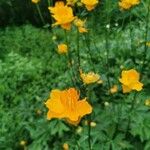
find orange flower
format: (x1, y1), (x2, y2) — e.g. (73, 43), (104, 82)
(110, 85), (118, 94)
(48, 2), (75, 30)
(119, 69), (143, 93)
(119, 0), (140, 10)
(74, 18), (88, 33)
(31, 0), (40, 4)
(57, 44), (68, 54)
(80, 70), (102, 84)
(45, 88), (92, 125)
(63, 143), (69, 150)
(81, 0), (99, 11)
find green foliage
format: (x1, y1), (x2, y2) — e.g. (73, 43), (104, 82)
(0, 1), (150, 149)
(0, 25), (73, 149)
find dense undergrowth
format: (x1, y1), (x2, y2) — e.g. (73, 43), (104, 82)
(0, 21), (150, 149)
(0, 0), (150, 150)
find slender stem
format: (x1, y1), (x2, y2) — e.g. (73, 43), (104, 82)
(117, 10), (141, 140)
(105, 3), (111, 92)
(141, 4), (150, 77)
(86, 87), (92, 150)
(129, 12), (134, 53)
(105, 27), (111, 91)
(124, 10), (139, 138)
(88, 120), (92, 150)
(72, 126), (81, 149)
(76, 29), (80, 70)
(47, 0), (54, 30)
(47, 0), (50, 6)
(125, 93), (137, 138)
(64, 30), (77, 86)
(36, 4), (45, 25)
(129, 11), (138, 65)
(90, 27), (105, 67)
(121, 17), (125, 30)
(82, 34), (95, 72)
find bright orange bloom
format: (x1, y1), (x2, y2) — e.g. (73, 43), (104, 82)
(80, 70), (102, 84)
(81, 0), (99, 11)
(74, 18), (88, 33)
(45, 88), (92, 125)
(119, 69), (143, 93)
(63, 143), (69, 150)
(110, 85), (118, 94)
(57, 44), (68, 54)
(119, 0), (140, 10)
(48, 2), (75, 30)
(31, 0), (40, 4)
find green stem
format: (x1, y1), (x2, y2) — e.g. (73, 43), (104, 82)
(125, 93), (137, 138)
(121, 17), (125, 30)
(129, 11), (138, 64)
(105, 5), (111, 92)
(72, 126), (81, 149)
(47, 0), (54, 30)
(88, 120), (92, 150)
(90, 27), (105, 68)
(64, 30), (77, 86)
(82, 34), (95, 72)
(141, 3), (150, 77)
(36, 4), (45, 25)
(76, 29), (80, 70)
(129, 12), (134, 51)
(105, 27), (111, 91)
(47, 0), (50, 6)
(86, 87), (92, 150)
(91, 10), (105, 71)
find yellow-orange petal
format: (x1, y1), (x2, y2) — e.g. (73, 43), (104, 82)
(45, 90), (64, 113)
(119, 69), (141, 86)
(131, 82), (143, 91)
(57, 44), (68, 54)
(47, 110), (65, 120)
(64, 110), (80, 121)
(66, 117), (81, 125)
(119, 78), (123, 84)
(85, 5), (95, 11)
(65, 88), (79, 102)
(128, 69), (140, 81)
(77, 99), (92, 117)
(79, 27), (88, 33)
(55, 1), (65, 7)
(61, 23), (72, 30)
(50, 89), (61, 99)
(122, 85), (132, 93)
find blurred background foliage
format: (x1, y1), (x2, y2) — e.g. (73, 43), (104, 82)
(0, 0), (148, 27)
(0, 0), (51, 26)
